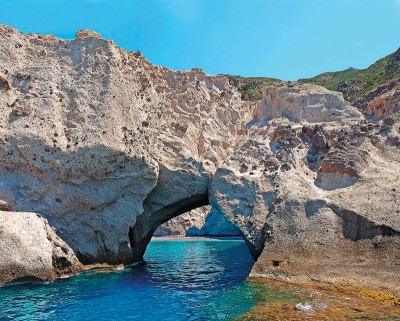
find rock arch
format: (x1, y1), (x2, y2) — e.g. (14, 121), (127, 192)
(128, 163), (210, 262)
(0, 25), (251, 266)
(0, 26), (399, 294)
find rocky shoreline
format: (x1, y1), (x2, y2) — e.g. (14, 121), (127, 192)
(0, 25), (399, 299)
(238, 278), (400, 320)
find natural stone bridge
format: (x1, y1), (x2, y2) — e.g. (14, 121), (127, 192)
(0, 26), (399, 296)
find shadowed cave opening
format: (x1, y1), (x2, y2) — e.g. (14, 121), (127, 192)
(140, 204), (255, 281)
(129, 193), (211, 262)
(128, 192), (251, 266)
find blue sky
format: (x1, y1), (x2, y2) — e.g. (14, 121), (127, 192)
(1, 0), (400, 80)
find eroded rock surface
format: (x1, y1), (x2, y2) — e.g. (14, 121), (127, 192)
(0, 25), (399, 294)
(0, 24), (249, 264)
(249, 82), (362, 125)
(210, 82), (400, 294)
(75, 29), (102, 39)
(0, 211), (81, 285)
(355, 76), (400, 119)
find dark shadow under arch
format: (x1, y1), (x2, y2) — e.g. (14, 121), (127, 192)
(129, 193), (209, 262)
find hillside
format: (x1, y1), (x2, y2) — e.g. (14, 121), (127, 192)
(224, 75), (281, 101)
(300, 47), (400, 102)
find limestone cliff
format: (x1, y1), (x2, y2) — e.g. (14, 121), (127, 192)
(0, 25), (399, 295)
(0, 25), (250, 265)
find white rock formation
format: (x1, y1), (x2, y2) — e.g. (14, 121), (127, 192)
(0, 24), (250, 264)
(249, 82), (362, 125)
(0, 25), (399, 295)
(210, 102), (400, 294)
(0, 211), (81, 285)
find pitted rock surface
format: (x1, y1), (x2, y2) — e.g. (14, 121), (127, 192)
(0, 25), (399, 293)
(0, 24), (249, 264)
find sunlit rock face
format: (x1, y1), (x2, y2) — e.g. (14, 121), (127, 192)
(0, 211), (82, 285)
(210, 83), (400, 294)
(0, 24), (251, 265)
(249, 82), (362, 125)
(0, 25), (399, 293)
(355, 76), (400, 119)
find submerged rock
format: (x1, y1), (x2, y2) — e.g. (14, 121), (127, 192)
(0, 200), (11, 211)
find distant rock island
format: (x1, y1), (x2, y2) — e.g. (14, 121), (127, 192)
(0, 25), (398, 300)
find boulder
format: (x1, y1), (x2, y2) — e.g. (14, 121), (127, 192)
(0, 211), (82, 285)
(249, 82), (362, 125)
(0, 73), (11, 91)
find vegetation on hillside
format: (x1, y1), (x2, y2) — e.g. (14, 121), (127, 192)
(225, 47), (400, 103)
(299, 47), (400, 102)
(225, 75), (281, 101)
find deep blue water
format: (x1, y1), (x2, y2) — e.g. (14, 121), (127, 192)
(0, 239), (259, 321)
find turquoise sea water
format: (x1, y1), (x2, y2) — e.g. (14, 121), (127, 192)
(0, 239), (259, 321)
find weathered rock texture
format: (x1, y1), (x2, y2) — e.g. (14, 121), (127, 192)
(153, 206), (240, 237)
(0, 24), (250, 265)
(209, 82), (400, 294)
(0, 211), (81, 285)
(355, 76), (400, 119)
(249, 82), (362, 125)
(0, 25), (399, 293)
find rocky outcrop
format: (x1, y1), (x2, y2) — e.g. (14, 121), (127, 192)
(0, 73), (11, 92)
(75, 29), (102, 39)
(337, 79), (363, 98)
(0, 211), (81, 285)
(211, 125), (399, 294)
(315, 142), (370, 190)
(354, 76), (400, 119)
(0, 25), (399, 294)
(210, 85), (400, 294)
(0, 200), (11, 211)
(0, 24), (249, 265)
(187, 206), (240, 236)
(153, 206), (240, 237)
(249, 82), (362, 125)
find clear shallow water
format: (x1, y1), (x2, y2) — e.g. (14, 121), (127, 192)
(0, 239), (260, 321)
